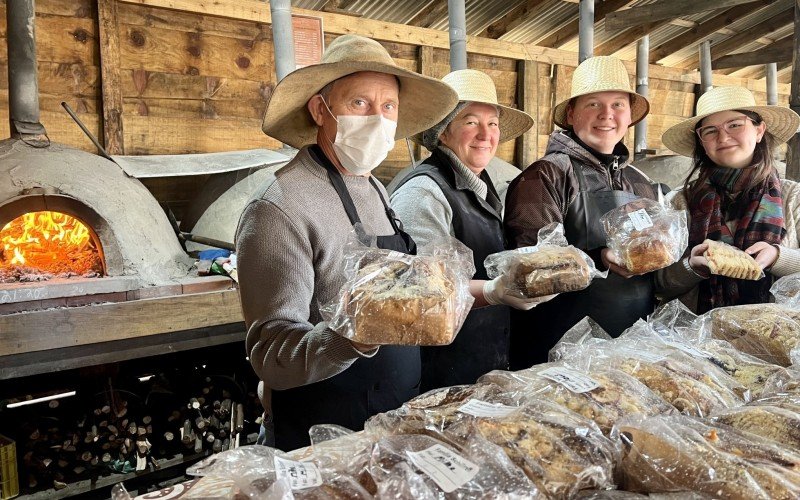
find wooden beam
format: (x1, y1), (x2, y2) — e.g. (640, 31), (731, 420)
(117, 0), (583, 66)
(786, 0), (800, 180)
(606, 0), (767, 31)
(676, 7), (793, 69)
(407, 0), (448, 28)
(515, 60), (537, 168)
(712, 35), (794, 69)
(97, 0), (124, 155)
(479, 0), (550, 39)
(535, 0), (632, 48)
(649, 2), (776, 63)
(594, 20), (670, 56)
(729, 59), (791, 78)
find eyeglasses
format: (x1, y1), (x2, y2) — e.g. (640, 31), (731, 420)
(696, 116), (757, 142)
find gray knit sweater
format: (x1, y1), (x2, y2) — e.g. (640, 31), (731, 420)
(236, 146), (395, 401)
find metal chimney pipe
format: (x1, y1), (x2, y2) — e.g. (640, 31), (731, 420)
(634, 36), (649, 160)
(269, 0), (296, 82)
(6, 0), (47, 138)
(766, 63), (778, 105)
(448, 0), (467, 71)
(579, 0), (594, 63)
(699, 40), (712, 95)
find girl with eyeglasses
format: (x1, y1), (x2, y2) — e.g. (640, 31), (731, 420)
(655, 86), (800, 313)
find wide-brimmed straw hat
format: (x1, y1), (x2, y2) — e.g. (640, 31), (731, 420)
(552, 55), (649, 129)
(261, 34), (459, 149)
(417, 69), (534, 151)
(662, 86), (800, 157)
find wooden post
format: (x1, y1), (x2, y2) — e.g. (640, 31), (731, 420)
(416, 45), (436, 161)
(787, 0), (800, 181)
(515, 60), (537, 169)
(97, 0), (124, 155)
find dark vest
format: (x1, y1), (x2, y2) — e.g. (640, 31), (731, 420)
(398, 148), (511, 391)
(509, 155), (656, 369)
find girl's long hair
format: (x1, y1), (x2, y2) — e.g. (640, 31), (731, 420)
(683, 110), (775, 201)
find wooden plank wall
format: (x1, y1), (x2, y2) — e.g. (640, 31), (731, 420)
(0, 0), (794, 206)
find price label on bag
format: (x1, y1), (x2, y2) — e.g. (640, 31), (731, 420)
(458, 399), (518, 418)
(619, 348), (666, 363)
(539, 366), (600, 393)
(273, 456), (323, 490)
(406, 444), (479, 493)
(387, 250), (405, 260)
(628, 209), (654, 231)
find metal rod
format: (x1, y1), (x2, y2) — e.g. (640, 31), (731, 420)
(766, 63), (778, 105)
(7, 0), (46, 137)
(634, 36), (649, 160)
(269, 0), (296, 82)
(61, 102), (113, 161)
(447, 0), (467, 70)
(699, 40), (713, 95)
(579, 0), (594, 63)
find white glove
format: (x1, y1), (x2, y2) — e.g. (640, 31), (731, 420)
(482, 276), (557, 311)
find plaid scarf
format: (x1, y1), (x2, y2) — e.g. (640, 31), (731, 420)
(688, 163), (785, 312)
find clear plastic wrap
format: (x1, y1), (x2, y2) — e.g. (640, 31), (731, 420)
(616, 414), (800, 499)
(549, 317), (614, 363)
(600, 198), (688, 275)
(771, 273), (800, 307)
(484, 223), (605, 298)
(478, 363), (675, 433)
(698, 339), (790, 398)
(112, 477), (238, 500)
(646, 299), (704, 340)
(365, 433), (539, 498)
(703, 239), (765, 281)
(711, 403), (800, 453)
(705, 303), (800, 366)
(323, 233), (475, 345)
(186, 445), (372, 499)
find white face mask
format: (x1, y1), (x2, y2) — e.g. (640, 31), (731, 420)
(322, 98), (397, 176)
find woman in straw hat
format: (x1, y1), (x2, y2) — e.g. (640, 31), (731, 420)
(236, 34), (458, 450)
(657, 86), (800, 313)
(503, 56), (660, 368)
(390, 68), (548, 391)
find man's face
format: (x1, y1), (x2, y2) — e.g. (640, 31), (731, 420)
(310, 71), (400, 143)
(566, 91), (632, 155)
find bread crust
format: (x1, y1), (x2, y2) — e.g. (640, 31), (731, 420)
(513, 247), (592, 297)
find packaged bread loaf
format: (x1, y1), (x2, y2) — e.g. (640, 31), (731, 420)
(485, 223), (603, 299)
(324, 235), (475, 346)
(617, 414), (800, 499)
(708, 303), (800, 366)
(771, 273), (800, 307)
(703, 239), (764, 280)
(698, 339), (789, 398)
(600, 198), (688, 274)
(711, 404), (800, 453)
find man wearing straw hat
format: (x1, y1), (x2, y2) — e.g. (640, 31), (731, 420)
(235, 34), (458, 450)
(504, 56), (659, 368)
(391, 69), (553, 390)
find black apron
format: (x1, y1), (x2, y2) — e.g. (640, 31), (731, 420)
(271, 148), (420, 451)
(509, 159), (656, 369)
(398, 154), (510, 391)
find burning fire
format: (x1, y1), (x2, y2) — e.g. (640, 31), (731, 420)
(1, 211), (103, 278)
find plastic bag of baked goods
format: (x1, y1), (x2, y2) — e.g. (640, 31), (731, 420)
(187, 445), (373, 499)
(479, 362), (675, 434)
(484, 223), (605, 299)
(600, 198), (688, 275)
(772, 273), (800, 307)
(323, 232), (475, 346)
(702, 303), (800, 366)
(365, 433), (539, 498)
(615, 414), (800, 498)
(710, 403), (800, 453)
(549, 317), (613, 362)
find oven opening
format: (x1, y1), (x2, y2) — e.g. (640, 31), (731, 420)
(1, 210), (105, 282)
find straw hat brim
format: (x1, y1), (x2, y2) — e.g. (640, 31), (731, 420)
(552, 89), (650, 129)
(662, 105), (800, 157)
(261, 61), (459, 149)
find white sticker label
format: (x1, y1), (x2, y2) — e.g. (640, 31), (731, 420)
(406, 444), (479, 493)
(539, 366), (600, 393)
(273, 456), (323, 490)
(664, 340), (709, 359)
(620, 348), (666, 363)
(458, 399), (518, 418)
(628, 209), (654, 231)
(517, 246), (538, 254)
(387, 250), (404, 260)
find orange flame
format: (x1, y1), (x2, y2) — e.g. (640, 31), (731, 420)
(1, 211), (103, 277)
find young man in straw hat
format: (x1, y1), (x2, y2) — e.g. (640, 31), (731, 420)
(235, 34), (458, 450)
(656, 85), (800, 312)
(390, 68), (553, 391)
(504, 55), (659, 368)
